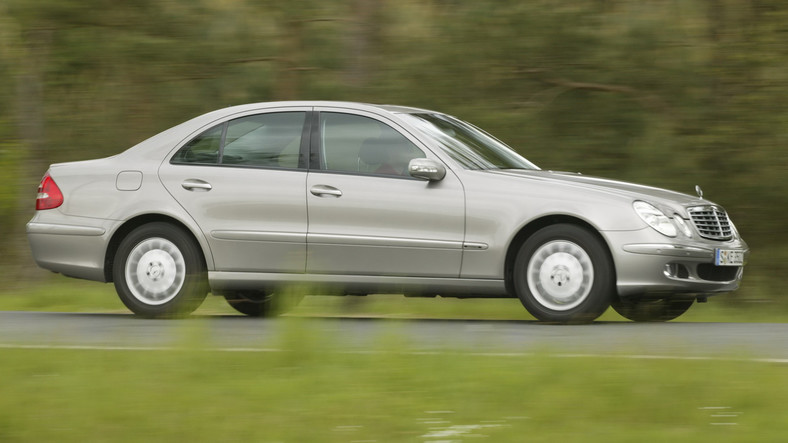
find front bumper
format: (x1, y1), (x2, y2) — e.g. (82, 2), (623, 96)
(605, 231), (749, 298)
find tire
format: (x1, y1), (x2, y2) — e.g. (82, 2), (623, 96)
(513, 224), (614, 323)
(223, 290), (304, 317)
(113, 222), (208, 318)
(611, 297), (693, 322)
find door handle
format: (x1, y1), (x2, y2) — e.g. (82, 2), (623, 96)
(181, 179), (212, 191)
(310, 185), (342, 198)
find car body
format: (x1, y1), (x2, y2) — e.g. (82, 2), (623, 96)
(27, 101), (749, 322)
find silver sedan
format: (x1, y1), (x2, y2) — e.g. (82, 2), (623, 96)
(27, 101), (749, 322)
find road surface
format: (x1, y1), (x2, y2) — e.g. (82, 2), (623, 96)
(1, 311), (787, 361)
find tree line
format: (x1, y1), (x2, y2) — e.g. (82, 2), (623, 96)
(1, 0), (784, 299)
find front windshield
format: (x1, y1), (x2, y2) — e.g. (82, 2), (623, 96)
(399, 113), (539, 170)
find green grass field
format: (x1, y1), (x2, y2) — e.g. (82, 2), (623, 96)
(1, 275), (787, 441)
(1, 320), (787, 442)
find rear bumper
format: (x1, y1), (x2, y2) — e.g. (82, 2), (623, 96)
(27, 220), (112, 282)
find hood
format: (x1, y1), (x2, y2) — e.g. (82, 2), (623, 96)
(486, 169), (713, 215)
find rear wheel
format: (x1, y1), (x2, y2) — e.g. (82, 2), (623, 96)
(113, 223), (208, 318)
(611, 297), (694, 322)
(223, 290), (304, 317)
(513, 224), (614, 323)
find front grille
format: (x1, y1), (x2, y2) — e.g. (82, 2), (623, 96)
(688, 206), (733, 240)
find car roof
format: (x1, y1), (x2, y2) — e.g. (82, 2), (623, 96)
(211, 100), (433, 116)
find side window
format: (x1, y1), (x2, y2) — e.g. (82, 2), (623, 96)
(171, 125), (223, 164)
(320, 112), (425, 176)
(222, 112), (305, 168)
(171, 111), (306, 168)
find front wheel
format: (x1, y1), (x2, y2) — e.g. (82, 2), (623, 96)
(113, 223), (208, 318)
(513, 224), (614, 323)
(611, 297), (694, 322)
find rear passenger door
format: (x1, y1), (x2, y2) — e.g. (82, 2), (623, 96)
(159, 108), (310, 273)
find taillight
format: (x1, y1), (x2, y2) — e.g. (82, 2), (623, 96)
(36, 172), (64, 210)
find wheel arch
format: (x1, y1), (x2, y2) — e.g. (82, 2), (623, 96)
(503, 215), (617, 296)
(104, 214), (209, 283)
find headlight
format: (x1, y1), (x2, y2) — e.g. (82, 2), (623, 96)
(673, 215), (693, 238)
(633, 201), (677, 237)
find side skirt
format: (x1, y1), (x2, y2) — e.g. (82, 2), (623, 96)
(208, 271), (509, 298)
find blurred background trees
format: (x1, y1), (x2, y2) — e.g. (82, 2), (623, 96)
(0, 0), (784, 301)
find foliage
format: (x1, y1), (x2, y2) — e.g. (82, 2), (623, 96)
(0, 0), (784, 296)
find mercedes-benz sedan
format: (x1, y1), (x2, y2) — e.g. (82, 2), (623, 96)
(27, 101), (748, 322)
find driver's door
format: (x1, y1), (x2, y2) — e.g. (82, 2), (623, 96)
(306, 109), (465, 277)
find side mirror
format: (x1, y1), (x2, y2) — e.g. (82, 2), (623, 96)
(408, 158), (446, 181)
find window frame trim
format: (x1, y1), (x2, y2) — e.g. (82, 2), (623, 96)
(309, 109), (432, 180)
(168, 109), (313, 172)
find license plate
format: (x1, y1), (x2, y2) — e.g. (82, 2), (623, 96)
(715, 249), (745, 266)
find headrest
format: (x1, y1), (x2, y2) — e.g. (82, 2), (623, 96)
(358, 138), (388, 165)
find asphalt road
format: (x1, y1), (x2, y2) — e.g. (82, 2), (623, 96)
(1, 311), (787, 362)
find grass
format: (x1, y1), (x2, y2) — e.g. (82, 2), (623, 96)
(0, 273), (787, 323)
(1, 319), (787, 442)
